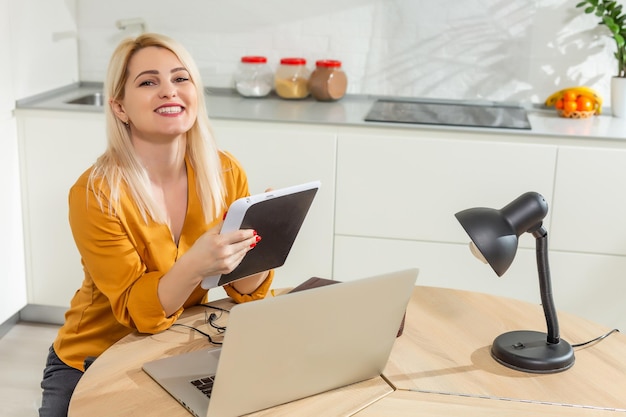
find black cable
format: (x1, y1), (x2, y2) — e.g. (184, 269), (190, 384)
(170, 323), (223, 345)
(168, 304), (230, 343)
(206, 312), (227, 333)
(571, 328), (620, 348)
(199, 303), (231, 313)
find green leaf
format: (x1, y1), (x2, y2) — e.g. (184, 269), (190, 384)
(577, 0), (626, 76)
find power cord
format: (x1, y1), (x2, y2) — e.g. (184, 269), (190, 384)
(571, 328), (620, 348)
(171, 323), (223, 345)
(170, 304), (231, 345)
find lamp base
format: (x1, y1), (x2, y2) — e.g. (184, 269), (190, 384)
(491, 330), (575, 373)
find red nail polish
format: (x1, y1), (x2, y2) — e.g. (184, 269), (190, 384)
(250, 242), (257, 248)
(256, 235), (262, 242)
(252, 230), (258, 236)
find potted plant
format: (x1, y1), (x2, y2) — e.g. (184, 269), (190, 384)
(576, 0), (626, 117)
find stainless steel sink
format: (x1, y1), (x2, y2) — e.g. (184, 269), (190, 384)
(65, 92), (105, 106)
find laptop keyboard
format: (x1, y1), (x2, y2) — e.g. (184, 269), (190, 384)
(190, 376), (216, 398)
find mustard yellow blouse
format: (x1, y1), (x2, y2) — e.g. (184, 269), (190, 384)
(53, 151), (273, 370)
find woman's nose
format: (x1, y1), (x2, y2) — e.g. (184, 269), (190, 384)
(159, 84), (177, 98)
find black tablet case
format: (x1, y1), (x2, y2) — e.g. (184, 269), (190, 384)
(217, 187), (318, 286)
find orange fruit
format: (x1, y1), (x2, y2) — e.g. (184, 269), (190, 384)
(555, 98), (564, 110)
(563, 90), (578, 102)
(576, 96), (594, 112)
(563, 100), (578, 112)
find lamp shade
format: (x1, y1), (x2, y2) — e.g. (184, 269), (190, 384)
(454, 192), (548, 277)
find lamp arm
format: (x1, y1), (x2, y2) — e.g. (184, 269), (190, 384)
(532, 227), (560, 344)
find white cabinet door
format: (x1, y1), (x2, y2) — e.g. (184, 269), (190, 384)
(18, 111), (105, 307)
(549, 250), (626, 332)
(333, 235), (542, 301)
(335, 131), (558, 248)
(212, 120), (337, 290)
(551, 146), (626, 256)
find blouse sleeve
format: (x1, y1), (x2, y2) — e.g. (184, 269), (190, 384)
(68, 181), (179, 334)
(223, 270), (275, 303)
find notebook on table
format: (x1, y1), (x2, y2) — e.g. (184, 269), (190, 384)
(143, 268), (419, 417)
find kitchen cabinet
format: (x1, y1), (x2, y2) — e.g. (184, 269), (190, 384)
(15, 104), (626, 332)
(335, 129), (557, 248)
(550, 146), (626, 256)
(332, 127), (626, 331)
(211, 120), (337, 298)
(332, 128), (558, 295)
(17, 110), (106, 309)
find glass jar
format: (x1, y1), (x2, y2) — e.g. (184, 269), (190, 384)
(274, 58), (310, 99)
(234, 56), (273, 98)
(308, 60), (348, 101)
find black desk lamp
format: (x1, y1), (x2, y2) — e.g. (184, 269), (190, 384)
(454, 192), (575, 373)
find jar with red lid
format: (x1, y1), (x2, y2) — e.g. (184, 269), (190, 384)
(234, 56), (273, 98)
(274, 57), (311, 99)
(308, 60), (347, 101)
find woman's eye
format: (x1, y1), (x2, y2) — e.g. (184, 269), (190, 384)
(138, 80), (156, 87)
(175, 76), (190, 83)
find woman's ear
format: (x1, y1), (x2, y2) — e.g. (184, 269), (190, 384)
(110, 99), (129, 124)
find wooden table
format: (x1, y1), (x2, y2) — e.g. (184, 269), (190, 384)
(68, 286), (626, 416)
(384, 286), (626, 412)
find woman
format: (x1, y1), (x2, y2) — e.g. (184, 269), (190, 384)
(39, 33), (273, 417)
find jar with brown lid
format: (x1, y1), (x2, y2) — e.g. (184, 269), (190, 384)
(308, 60), (347, 101)
(274, 58), (310, 99)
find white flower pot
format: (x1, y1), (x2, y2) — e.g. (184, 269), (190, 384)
(611, 76), (626, 118)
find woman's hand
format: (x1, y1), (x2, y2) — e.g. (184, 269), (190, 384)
(188, 226), (261, 278)
(158, 225), (260, 316)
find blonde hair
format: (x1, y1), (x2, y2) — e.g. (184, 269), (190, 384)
(89, 33), (224, 224)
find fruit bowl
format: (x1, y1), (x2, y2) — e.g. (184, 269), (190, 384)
(557, 109), (596, 119)
(545, 86), (602, 119)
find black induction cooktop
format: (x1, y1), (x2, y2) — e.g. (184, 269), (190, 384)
(365, 99), (531, 130)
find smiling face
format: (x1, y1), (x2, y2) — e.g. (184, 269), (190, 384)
(111, 46), (198, 143)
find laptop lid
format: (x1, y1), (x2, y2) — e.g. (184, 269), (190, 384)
(144, 268), (418, 417)
(209, 268), (418, 416)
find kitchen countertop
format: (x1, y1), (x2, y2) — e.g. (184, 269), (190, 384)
(15, 82), (626, 143)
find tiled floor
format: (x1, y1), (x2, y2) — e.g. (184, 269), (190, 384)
(0, 322), (59, 417)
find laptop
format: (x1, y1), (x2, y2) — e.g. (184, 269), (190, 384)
(143, 268), (418, 417)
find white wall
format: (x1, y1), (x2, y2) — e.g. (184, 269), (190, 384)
(77, 0), (616, 104)
(0, 0), (25, 324)
(11, 0), (79, 100)
(0, 0), (79, 323)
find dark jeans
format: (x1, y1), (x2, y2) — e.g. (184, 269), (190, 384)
(39, 345), (84, 417)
